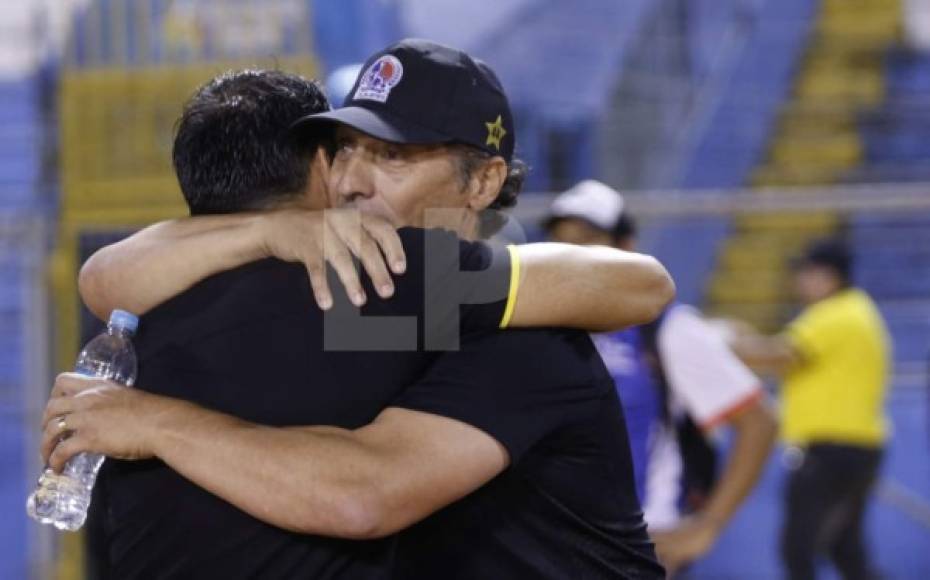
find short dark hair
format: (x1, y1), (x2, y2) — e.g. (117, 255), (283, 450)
(543, 213), (637, 246)
(173, 69), (330, 215)
(794, 237), (852, 285)
(451, 145), (528, 238)
(612, 213), (637, 244)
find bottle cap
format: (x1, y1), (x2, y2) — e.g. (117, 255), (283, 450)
(109, 310), (139, 335)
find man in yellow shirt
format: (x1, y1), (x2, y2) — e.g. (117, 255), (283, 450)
(732, 238), (890, 580)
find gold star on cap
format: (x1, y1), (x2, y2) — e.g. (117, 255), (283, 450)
(485, 115), (507, 151)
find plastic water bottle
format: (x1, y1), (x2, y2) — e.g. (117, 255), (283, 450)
(26, 309), (139, 531)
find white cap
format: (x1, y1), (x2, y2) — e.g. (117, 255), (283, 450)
(546, 180), (626, 232)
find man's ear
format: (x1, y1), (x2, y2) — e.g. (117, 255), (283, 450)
(313, 146), (331, 182)
(303, 146), (332, 209)
(466, 156), (508, 212)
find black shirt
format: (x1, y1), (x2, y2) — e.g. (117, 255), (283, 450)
(393, 329), (664, 579)
(93, 227), (510, 580)
(91, 227), (660, 579)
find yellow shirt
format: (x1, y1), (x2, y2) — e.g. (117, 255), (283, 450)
(781, 288), (890, 447)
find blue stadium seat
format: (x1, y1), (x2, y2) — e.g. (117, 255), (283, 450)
(857, 49), (930, 179)
(0, 78), (41, 199)
(885, 50), (930, 97)
(0, 82), (37, 117)
(0, 259), (23, 390)
(851, 213), (930, 368)
(843, 163), (930, 183)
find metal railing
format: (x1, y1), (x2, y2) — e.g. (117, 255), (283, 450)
(512, 181), (930, 223)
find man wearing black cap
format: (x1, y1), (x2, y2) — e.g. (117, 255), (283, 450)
(297, 37), (523, 242)
(731, 238), (890, 580)
(45, 41), (667, 579)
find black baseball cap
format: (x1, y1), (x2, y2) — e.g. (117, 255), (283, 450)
(793, 238), (852, 281)
(293, 38), (515, 162)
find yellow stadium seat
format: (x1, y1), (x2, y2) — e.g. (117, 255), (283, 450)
(734, 212), (840, 233)
(750, 165), (842, 187)
(704, 303), (793, 334)
(777, 104), (855, 137)
(707, 270), (789, 304)
(718, 235), (803, 270)
(795, 68), (884, 106)
(770, 132), (863, 169)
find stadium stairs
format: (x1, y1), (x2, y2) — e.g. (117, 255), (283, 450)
(706, 0), (902, 332)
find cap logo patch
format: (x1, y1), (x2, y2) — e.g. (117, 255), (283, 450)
(354, 55), (404, 103)
(485, 115), (507, 151)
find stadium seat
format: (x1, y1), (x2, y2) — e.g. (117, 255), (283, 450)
(850, 213), (930, 368)
(855, 46), (930, 181)
(0, 79), (41, 198)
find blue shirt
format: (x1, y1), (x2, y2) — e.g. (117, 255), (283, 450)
(592, 328), (662, 501)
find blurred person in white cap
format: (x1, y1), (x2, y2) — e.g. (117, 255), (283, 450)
(545, 180), (778, 576)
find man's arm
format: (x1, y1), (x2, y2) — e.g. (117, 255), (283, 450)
(652, 400), (777, 574)
(42, 375), (508, 539)
(79, 209), (407, 318)
(80, 210), (674, 330)
(511, 242), (674, 331)
(728, 328), (798, 376)
(696, 399), (777, 526)
(80, 215), (266, 319)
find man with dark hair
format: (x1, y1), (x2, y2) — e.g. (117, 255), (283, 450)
(731, 238), (890, 580)
(43, 43), (670, 579)
(172, 70), (329, 215)
(546, 180), (777, 575)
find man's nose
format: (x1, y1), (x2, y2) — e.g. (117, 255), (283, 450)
(332, 151), (376, 207)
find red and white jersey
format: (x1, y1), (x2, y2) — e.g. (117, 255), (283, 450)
(644, 304), (764, 530)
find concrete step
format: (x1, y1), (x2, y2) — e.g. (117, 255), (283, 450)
(707, 270), (790, 304)
(734, 211), (840, 233)
(822, 0), (901, 20)
(704, 302), (794, 334)
(769, 131), (863, 168)
(801, 55), (884, 84)
(777, 103), (857, 136)
(718, 236), (808, 270)
(817, 11), (900, 45)
(751, 165), (843, 187)
(795, 68), (884, 105)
